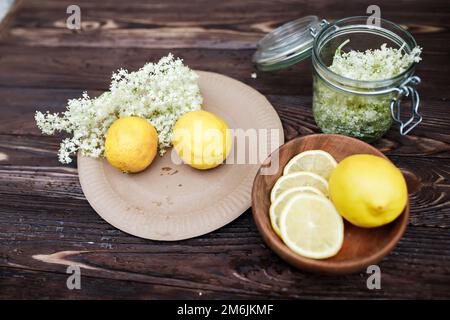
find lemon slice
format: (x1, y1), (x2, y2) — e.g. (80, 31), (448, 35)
(270, 186), (326, 236)
(279, 194), (344, 259)
(283, 150), (337, 180)
(270, 172), (329, 202)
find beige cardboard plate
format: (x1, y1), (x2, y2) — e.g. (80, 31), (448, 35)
(78, 71), (284, 241)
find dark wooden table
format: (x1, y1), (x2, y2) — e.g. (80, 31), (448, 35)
(0, 0), (449, 299)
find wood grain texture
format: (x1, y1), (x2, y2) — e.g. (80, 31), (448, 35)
(0, 0), (449, 299)
(0, 0), (21, 34)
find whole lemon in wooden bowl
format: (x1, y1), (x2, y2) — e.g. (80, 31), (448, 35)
(251, 134), (410, 274)
(329, 154), (408, 228)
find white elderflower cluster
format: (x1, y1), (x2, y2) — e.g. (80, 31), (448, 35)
(35, 54), (202, 164)
(329, 40), (422, 81)
(313, 41), (423, 141)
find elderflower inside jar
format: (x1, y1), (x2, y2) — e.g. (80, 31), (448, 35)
(253, 16), (423, 141)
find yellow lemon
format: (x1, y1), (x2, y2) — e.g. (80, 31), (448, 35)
(270, 172), (329, 202)
(105, 116), (158, 173)
(172, 110), (232, 170)
(329, 154), (408, 228)
(270, 186), (326, 237)
(279, 194), (344, 259)
(283, 150), (337, 180)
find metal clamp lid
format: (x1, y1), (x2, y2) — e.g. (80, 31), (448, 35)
(390, 76), (422, 135)
(252, 16), (326, 71)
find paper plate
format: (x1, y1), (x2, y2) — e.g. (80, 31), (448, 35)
(78, 71), (284, 240)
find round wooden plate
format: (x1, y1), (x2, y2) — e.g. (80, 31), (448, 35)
(78, 71), (284, 241)
(252, 134), (409, 274)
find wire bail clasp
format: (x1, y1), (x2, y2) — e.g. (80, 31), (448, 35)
(390, 76), (422, 135)
(309, 19), (330, 38)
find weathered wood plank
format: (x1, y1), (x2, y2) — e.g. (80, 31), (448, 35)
(5, 0), (449, 50)
(12, 0), (450, 27)
(0, 0), (449, 299)
(1, 87), (448, 156)
(0, 138), (448, 229)
(0, 0), (21, 34)
(268, 95), (450, 151)
(0, 45), (447, 100)
(1, 219), (449, 299)
(4, 20), (449, 50)
(0, 267), (233, 299)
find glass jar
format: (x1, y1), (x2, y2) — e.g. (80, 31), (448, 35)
(253, 16), (422, 141)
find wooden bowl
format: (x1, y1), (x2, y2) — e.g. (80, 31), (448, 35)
(252, 134), (409, 275)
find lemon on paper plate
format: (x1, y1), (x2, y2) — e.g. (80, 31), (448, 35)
(269, 186), (325, 237)
(279, 194), (344, 259)
(283, 150), (337, 180)
(270, 171), (329, 202)
(172, 110), (232, 170)
(329, 154), (408, 228)
(105, 116), (158, 173)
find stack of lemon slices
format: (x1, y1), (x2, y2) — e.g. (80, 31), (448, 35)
(270, 150), (343, 260)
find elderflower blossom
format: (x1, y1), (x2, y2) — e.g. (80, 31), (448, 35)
(329, 41), (422, 81)
(313, 42), (422, 141)
(35, 54), (202, 164)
